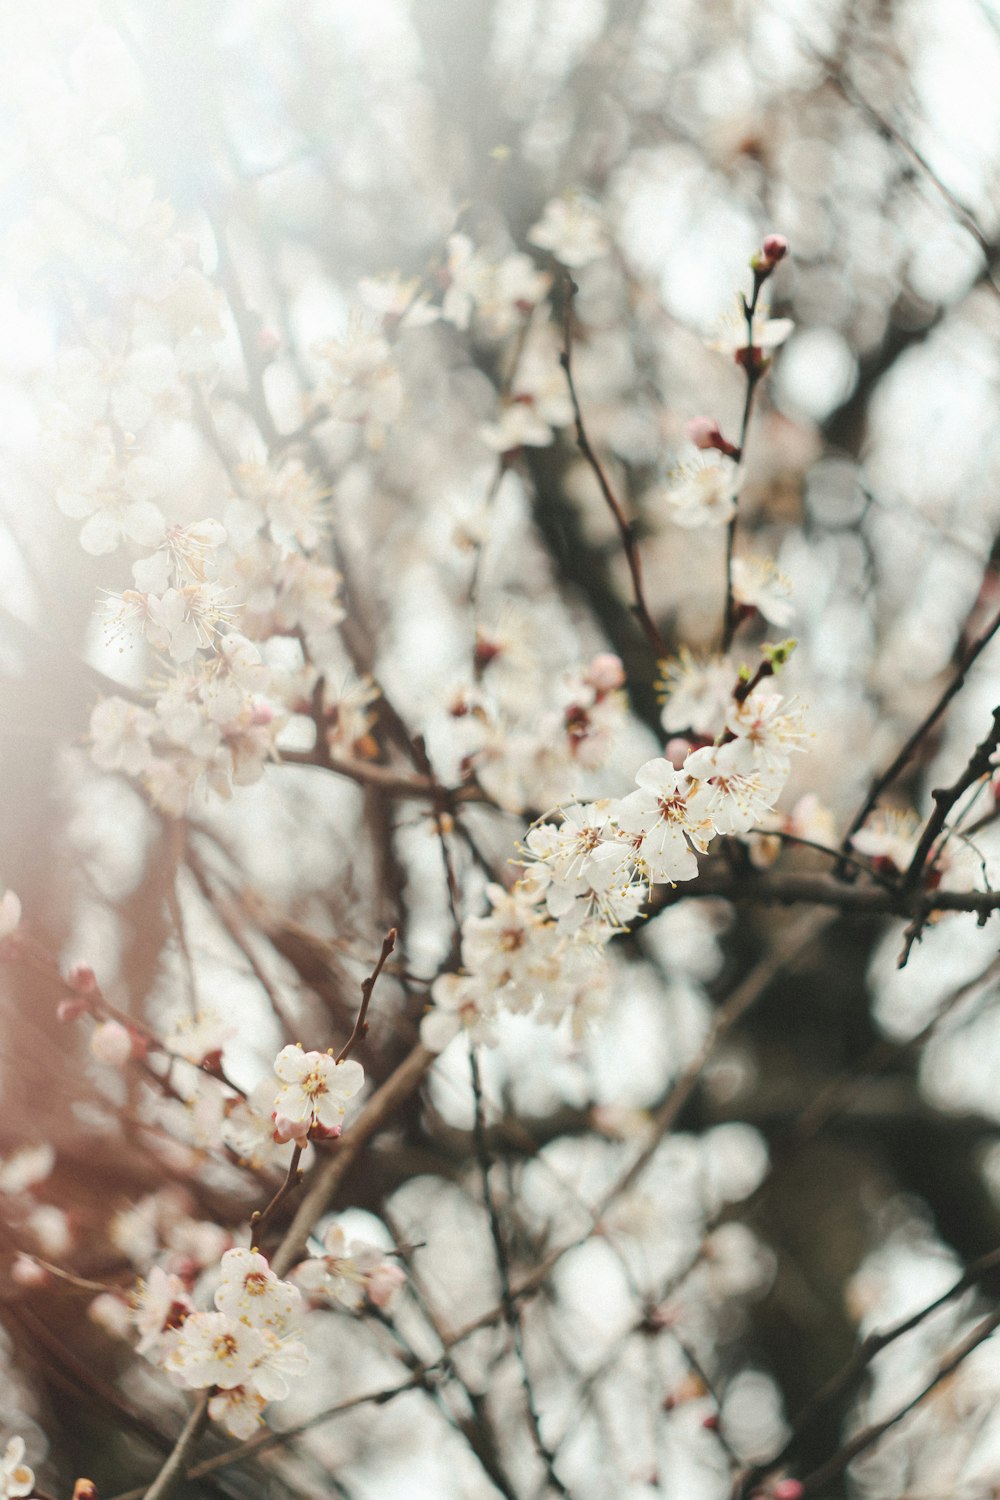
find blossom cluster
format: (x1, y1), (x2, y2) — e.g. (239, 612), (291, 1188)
(421, 666), (807, 1050)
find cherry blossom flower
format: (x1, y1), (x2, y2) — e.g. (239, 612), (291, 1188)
(709, 296), (794, 361)
(731, 556), (795, 627)
(56, 432), (167, 555)
(294, 1223), (405, 1310)
(851, 809), (921, 875)
(476, 252), (552, 338)
(90, 1018), (135, 1068)
(89, 697), (157, 776)
(214, 1248), (303, 1335)
(726, 688), (808, 775)
(440, 233), (493, 329)
(132, 1266), (193, 1358)
(315, 317), (403, 446)
(684, 740), (785, 837)
(659, 651), (734, 739)
(0, 1437), (33, 1499)
(165, 1310), (271, 1390)
(272, 1046), (365, 1143)
(0, 1143), (54, 1195)
(528, 192), (608, 267)
(358, 272), (439, 329)
(616, 759), (714, 884)
(654, 458), (737, 528)
(162, 1009), (234, 1067)
(420, 972), (500, 1052)
(207, 1385), (268, 1440)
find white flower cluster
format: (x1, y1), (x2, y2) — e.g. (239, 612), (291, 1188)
(88, 1040), (379, 1439)
(294, 1222), (405, 1311)
(443, 646), (629, 814)
(88, 457), (347, 814)
(139, 1247), (310, 1439)
(422, 672), (806, 1050)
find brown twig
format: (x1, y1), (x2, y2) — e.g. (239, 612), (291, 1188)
(796, 1305), (1000, 1495)
(335, 928), (396, 1063)
(733, 1243), (1000, 1497)
(560, 274), (669, 660)
(841, 602), (1000, 860)
(722, 269), (771, 650)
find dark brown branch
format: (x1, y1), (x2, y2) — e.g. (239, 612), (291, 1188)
(902, 706), (1000, 892)
(250, 1144), (304, 1245)
(734, 1243), (1000, 1496)
(796, 1305), (1000, 1496)
(335, 928), (396, 1063)
(842, 603), (1000, 856)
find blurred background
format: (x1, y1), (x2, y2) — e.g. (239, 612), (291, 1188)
(1, 1), (1000, 1496)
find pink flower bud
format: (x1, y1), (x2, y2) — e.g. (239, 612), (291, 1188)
(772, 1483), (804, 1500)
(701, 1414), (719, 1431)
(686, 416), (726, 450)
(57, 998), (90, 1024)
(585, 653), (626, 693)
(90, 1020), (134, 1068)
(67, 964), (99, 995)
(272, 1113), (309, 1146)
(366, 1262), (406, 1309)
(665, 736), (694, 769)
(761, 234), (789, 265)
(12, 1253), (48, 1287)
(685, 417), (740, 459)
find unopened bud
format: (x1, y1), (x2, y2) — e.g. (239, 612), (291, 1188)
(12, 1253), (48, 1288)
(751, 234), (789, 275)
(272, 1113), (309, 1146)
(701, 1414), (719, 1431)
(585, 652), (626, 693)
(67, 964), (99, 995)
(90, 1020), (134, 1068)
(57, 998), (90, 1024)
(772, 1483), (804, 1500)
(73, 1480), (99, 1500)
(685, 417), (739, 459)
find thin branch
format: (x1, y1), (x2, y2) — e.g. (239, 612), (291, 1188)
(722, 271), (769, 651)
(250, 1144), (304, 1245)
(560, 274), (668, 660)
(796, 1305), (1000, 1496)
(335, 928), (397, 1063)
(469, 1046), (572, 1497)
(902, 706), (1000, 891)
(734, 1243), (1000, 1497)
(841, 602), (1000, 857)
(140, 1391), (211, 1500)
